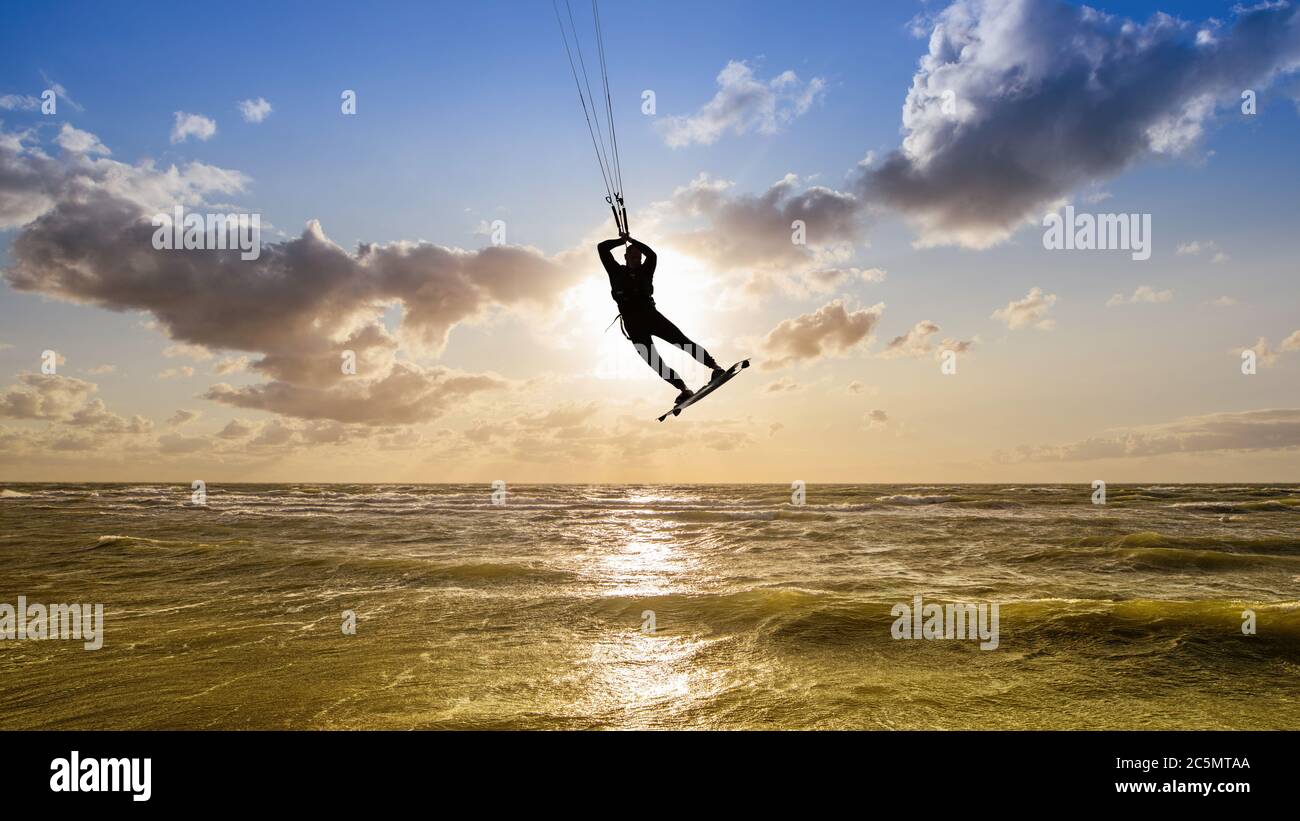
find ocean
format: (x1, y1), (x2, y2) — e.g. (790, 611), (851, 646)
(1, 483), (1297, 729)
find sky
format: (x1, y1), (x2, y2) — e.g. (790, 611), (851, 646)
(1, 0), (1298, 483)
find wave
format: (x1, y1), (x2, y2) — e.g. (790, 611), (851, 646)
(1077, 531), (1300, 554)
(1170, 499), (1300, 513)
(875, 494), (961, 505)
(421, 561), (574, 582)
(869, 494), (1026, 511)
(954, 499), (1026, 510)
(81, 538), (574, 585)
(592, 590), (1300, 645)
(1117, 547), (1300, 570)
(326, 559), (579, 587)
(94, 534), (166, 546)
(280, 554), (577, 585)
(647, 508), (837, 523)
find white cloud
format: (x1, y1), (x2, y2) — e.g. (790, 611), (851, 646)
(1176, 239), (1232, 263)
(170, 111), (217, 144)
(54, 124), (110, 156)
(992, 287), (1057, 331)
(1106, 285), (1174, 306)
(237, 97), (273, 123)
(657, 60), (826, 147)
(0, 94), (41, 111)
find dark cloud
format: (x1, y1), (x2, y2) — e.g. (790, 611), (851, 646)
(858, 0), (1300, 247)
(0, 129), (65, 227)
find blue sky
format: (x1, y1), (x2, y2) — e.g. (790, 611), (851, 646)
(1, 0), (924, 248)
(4, 0), (1286, 241)
(1, 0), (1298, 481)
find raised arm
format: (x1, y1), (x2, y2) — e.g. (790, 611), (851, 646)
(596, 236), (625, 273)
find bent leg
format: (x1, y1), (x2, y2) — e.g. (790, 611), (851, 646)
(649, 309), (721, 370)
(628, 332), (688, 391)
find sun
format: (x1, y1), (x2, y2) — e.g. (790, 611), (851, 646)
(554, 241), (727, 383)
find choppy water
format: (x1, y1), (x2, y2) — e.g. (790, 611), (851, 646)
(1, 483), (1298, 729)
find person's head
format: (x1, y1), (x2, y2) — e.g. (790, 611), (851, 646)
(624, 244), (642, 268)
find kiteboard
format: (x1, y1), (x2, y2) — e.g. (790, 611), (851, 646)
(657, 359), (750, 421)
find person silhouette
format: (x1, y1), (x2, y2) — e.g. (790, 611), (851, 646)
(597, 233), (725, 404)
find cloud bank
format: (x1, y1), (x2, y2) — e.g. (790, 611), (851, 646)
(1004, 408), (1300, 461)
(0, 125), (585, 425)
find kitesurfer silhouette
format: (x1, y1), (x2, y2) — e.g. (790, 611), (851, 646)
(597, 233), (725, 404)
